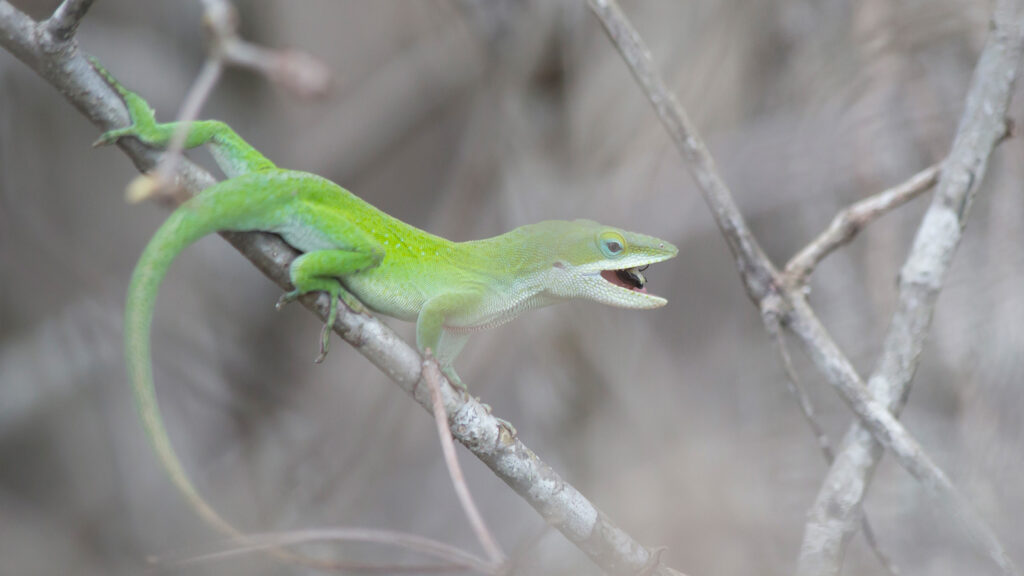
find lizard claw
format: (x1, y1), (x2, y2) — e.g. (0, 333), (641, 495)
(276, 290), (299, 311)
(315, 321), (331, 363)
(92, 133), (119, 148)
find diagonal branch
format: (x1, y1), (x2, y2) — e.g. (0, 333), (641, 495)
(0, 2), (684, 575)
(587, 0), (1020, 573)
(797, 1), (1024, 573)
(584, 0), (776, 304)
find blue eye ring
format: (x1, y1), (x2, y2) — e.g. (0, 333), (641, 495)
(598, 231), (627, 258)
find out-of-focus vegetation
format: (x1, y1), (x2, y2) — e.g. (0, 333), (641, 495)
(1, 1), (1021, 574)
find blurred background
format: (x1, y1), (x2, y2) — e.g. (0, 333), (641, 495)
(1, 0), (1023, 574)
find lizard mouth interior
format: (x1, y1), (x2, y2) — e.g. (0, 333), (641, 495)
(600, 266), (650, 294)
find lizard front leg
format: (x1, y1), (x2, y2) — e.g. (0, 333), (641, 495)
(416, 292), (481, 394)
(416, 293), (517, 437)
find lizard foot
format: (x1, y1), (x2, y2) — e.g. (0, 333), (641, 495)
(275, 289), (300, 311)
(93, 127), (135, 147)
(314, 288), (341, 364)
(275, 286), (340, 363)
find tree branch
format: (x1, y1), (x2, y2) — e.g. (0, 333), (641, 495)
(784, 163), (942, 287)
(0, 2), (683, 575)
(587, 0), (1020, 573)
(797, 1), (1024, 573)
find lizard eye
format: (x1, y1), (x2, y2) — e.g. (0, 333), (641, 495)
(598, 231), (627, 258)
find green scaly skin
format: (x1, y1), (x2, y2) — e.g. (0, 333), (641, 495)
(95, 58), (677, 549)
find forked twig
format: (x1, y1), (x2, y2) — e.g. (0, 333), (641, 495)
(797, 1), (1024, 573)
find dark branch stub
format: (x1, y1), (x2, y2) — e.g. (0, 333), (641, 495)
(45, 0), (95, 42)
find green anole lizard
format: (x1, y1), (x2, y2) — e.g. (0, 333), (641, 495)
(95, 59), (677, 546)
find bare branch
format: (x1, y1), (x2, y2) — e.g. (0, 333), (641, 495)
(797, 1), (1024, 573)
(786, 295), (1018, 575)
(588, 0), (1019, 573)
(0, 3), (683, 575)
(785, 163), (942, 287)
(44, 0), (94, 42)
(422, 359), (505, 566)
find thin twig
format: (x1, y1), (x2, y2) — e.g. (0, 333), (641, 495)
(0, 4), (685, 575)
(44, 0), (94, 42)
(587, 0), (1019, 573)
(785, 163), (942, 286)
(222, 42), (332, 100)
(422, 358), (505, 566)
(169, 527), (494, 573)
(763, 304), (899, 576)
(139, 57), (222, 200)
(201, 0), (330, 99)
(797, 1), (1024, 573)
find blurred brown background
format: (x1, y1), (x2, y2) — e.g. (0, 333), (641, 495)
(1, 1), (1022, 574)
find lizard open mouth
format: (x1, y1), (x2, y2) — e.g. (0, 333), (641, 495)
(600, 266), (649, 293)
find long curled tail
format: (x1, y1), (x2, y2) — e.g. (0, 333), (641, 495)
(124, 201), (245, 540)
(126, 190), (347, 570)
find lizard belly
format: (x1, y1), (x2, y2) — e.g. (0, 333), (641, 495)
(341, 271), (424, 322)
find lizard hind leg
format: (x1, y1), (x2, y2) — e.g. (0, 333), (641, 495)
(278, 249), (381, 363)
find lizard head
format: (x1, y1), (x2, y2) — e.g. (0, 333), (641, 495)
(520, 219), (678, 309)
